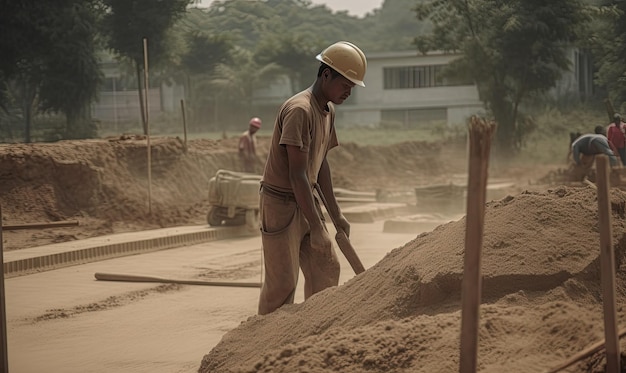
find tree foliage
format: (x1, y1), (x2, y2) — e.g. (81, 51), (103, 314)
(211, 47), (282, 120)
(587, 1), (626, 112)
(414, 0), (590, 153)
(176, 0), (362, 126)
(102, 0), (191, 68)
(3, 0), (617, 142)
(179, 28), (235, 126)
(254, 33), (323, 94)
(101, 0), (191, 134)
(0, 0), (103, 142)
(360, 0), (431, 52)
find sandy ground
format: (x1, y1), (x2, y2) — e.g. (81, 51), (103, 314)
(3, 135), (622, 373)
(5, 220), (422, 373)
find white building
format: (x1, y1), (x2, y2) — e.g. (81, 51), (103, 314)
(92, 48), (593, 131)
(334, 48), (593, 129)
(337, 50), (483, 129)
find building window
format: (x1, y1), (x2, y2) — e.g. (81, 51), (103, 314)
(383, 65), (471, 89)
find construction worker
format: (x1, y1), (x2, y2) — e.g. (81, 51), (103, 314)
(257, 41), (367, 315)
(595, 125), (620, 156)
(606, 113), (626, 165)
(238, 117), (262, 173)
(571, 132), (620, 170)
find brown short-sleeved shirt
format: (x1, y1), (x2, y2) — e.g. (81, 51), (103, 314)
(262, 89), (339, 192)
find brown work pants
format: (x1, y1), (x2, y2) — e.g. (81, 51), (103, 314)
(257, 191), (340, 315)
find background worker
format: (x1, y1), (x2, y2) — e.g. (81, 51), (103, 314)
(571, 132), (620, 171)
(238, 117), (262, 173)
(606, 113), (626, 165)
(595, 125), (620, 156)
(257, 41), (367, 315)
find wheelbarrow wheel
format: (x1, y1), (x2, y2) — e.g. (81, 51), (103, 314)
(222, 212), (246, 226)
(207, 207), (224, 226)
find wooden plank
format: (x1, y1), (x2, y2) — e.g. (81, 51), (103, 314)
(0, 205), (9, 373)
(459, 117), (496, 373)
(94, 272), (261, 288)
(545, 327), (626, 373)
(2, 220), (79, 230)
(595, 155), (620, 373)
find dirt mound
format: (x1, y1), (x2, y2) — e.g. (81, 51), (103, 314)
(0, 136), (449, 250)
(198, 186), (626, 373)
(328, 141), (447, 191)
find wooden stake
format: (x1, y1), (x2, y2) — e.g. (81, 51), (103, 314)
(605, 98), (616, 122)
(180, 99), (188, 152)
(143, 38), (152, 215)
(545, 327), (626, 373)
(595, 155), (620, 373)
(2, 220), (78, 230)
(459, 116), (496, 373)
(1, 205), (9, 373)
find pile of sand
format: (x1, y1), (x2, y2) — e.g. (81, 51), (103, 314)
(198, 186), (626, 373)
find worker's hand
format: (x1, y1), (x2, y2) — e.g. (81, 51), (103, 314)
(310, 225), (333, 254)
(336, 214), (351, 238)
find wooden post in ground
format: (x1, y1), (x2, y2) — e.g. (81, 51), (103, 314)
(544, 327), (626, 373)
(180, 99), (188, 152)
(143, 38), (152, 215)
(459, 116), (496, 373)
(605, 98), (615, 122)
(1, 205), (9, 373)
(595, 155), (620, 373)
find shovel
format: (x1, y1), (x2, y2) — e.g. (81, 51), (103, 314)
(314, 183), (365, 275)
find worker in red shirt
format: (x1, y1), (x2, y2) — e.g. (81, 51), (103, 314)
(606, 113), (626, 165)
(238, 117), (262, 173)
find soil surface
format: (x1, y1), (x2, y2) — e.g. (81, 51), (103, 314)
(5, 134), (622, 373)
(0, 134), (550, 251)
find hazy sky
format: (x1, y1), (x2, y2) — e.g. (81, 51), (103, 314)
(197, 0), (384, 18)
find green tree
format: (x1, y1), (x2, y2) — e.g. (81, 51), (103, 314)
(101, 0), (191, 134)
(210, 47), (281, 128)
(0, 0), (102, 142)
(179, 30), (234, 126)
(255, 33), (323, 94)
(414, 0), (590, 153)
(588, 1), (626, 113)
(199, 0), (363, 50)
(359, 0), (431, 52)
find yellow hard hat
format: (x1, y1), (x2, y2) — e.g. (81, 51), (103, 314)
(315, 41), (367, 87)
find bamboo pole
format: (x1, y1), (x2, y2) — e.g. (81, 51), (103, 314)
(94, 272), (261, 288)
(1, 205), (9, 373)
(180, 99), (188, 152)
(545, 327), (626, 373)
(605, 98), (616, 122)
(595, 155), (620, 373)
(459, 116), (496, 373)
(143, 38), (152, 215)
(2, 220), (78, 230)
